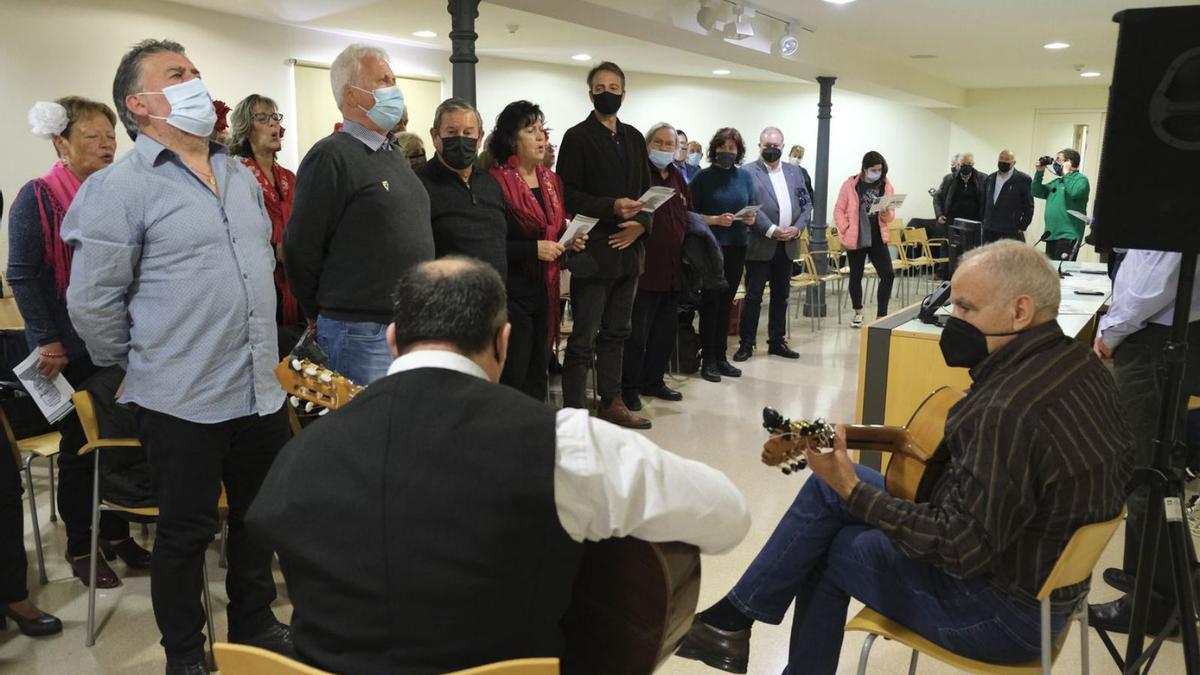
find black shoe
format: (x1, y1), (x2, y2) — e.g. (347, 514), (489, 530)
(1, 606), (62, 637)
(164, 660), (207, 675)
(1103, 567), (1135, 594)
(230, 621), (296, 660)
(716, 361), (742, 378)
(622, 391), (643, 412)
(643, 383), (683, 401)
(767, 342), (800, 359)
(732, 345), (753, 362)
(675, 617), (750, 674)
(1089, 595), (1177, 636)
(100, 537), (153, 569)
(701, 364), (722, 383)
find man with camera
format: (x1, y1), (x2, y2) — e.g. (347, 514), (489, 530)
(1032, 149), (1090, 261)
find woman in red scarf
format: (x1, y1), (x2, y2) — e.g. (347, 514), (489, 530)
(487, 101), (586, 401)
(6, 97), (151, 621)
(228, 94), (303, 357)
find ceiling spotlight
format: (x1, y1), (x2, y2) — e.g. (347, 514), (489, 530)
(723, 5), (755, 41)
(1043, 42), (1070, 50)
(713, 69), (732, 75)
(1080, 71), (1102, 78)
(412, 30), (437, 38)
(697, 0), (722, 31)
(823, 0), (857, 4)
(571, 53), (592, 61)
(778, 26), (799, 57)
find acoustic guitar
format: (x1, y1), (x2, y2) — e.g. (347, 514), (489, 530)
(274, 357), (700, 674)
(760, 386), (963, 500)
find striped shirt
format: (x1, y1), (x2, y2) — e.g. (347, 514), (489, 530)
(847, 320), (1133, 609)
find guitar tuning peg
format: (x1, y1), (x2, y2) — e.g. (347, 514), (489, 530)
(289, 396), (300, 408)
(304, 401), (315, 413)
(291, 358), (302, 371)
(781, 466), (792, 475)
(319, 372), (333, 383)
(303, 366), (318, 377)
(317, 407), (330, 416)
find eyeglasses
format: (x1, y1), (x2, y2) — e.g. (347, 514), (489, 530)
(251, 112), (284, 124)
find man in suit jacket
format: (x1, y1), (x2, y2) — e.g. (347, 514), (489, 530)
(983, 149), (1035, 243)
(735, 128), (812, 361)
(935, 152), (986, 227)
(555, 61), (654, 429)
(246, 257), (750, 674)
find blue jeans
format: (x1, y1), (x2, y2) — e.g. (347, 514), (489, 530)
(729, 466), (1066, 674)
(315, 315), (393, 386)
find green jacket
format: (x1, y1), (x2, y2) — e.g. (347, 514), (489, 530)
(1032, 169), (1090, 241)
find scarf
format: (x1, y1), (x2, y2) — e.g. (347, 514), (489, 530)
(239, 157), (300, 325)
(32, 161), (82, 300)
(490, 155), (567, 343)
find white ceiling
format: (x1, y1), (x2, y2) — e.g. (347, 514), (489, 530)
(166, 0), (1191, 107)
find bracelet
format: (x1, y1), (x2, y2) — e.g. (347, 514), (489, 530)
(38, 351), (67, 358)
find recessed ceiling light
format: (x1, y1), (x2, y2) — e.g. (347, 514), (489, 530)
(909, 54), (937, 60)
(1043, 41), (1070, 50)
(712, 69), (731, 75)
(412, 30), (437, 38)
(571, 53), (592, 61)
(823, 0), (857, 4)
(1080, 71), (1101, 78)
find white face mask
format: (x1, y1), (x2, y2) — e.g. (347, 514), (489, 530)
(138, 79), (218, 138)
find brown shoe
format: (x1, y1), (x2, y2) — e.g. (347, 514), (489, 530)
(676, 614), (748, 672)
(598, 397), (652, 429)
(675, 617), (750, 674)
(68, 554), (120, 589)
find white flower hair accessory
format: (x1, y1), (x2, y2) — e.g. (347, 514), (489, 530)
(28, 101), (69, 138)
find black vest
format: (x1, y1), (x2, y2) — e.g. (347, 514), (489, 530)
(258, 367), (582, 674)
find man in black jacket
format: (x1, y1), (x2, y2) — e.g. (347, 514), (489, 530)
(935, 152), (986, 227)
(556, 61), (654, 429)
(982, 149), (1035, 243)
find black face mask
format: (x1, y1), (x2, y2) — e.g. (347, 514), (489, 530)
(408, 152), (427, 170)
(761, 147), (783, 163)
(715, 152), (737, 170)
(939, 316), (1022, 369)
(997, 161), (1013, 172)
(591, 91), (622, 116)
(438, 136), (477, 170)
(959, 164), (974, 175)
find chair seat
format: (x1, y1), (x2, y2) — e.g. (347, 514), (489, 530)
(846, 608), (1066, 675)
(19, 432), (62, 457)
(101, 501), (159, 517)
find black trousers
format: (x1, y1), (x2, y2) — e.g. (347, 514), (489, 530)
(622, 289), (679, 394)
(563, 273), (638, 407)
(1045, 238), (1078, 262)
(1114, 323), (1200, 601)
(56, 357), (130, 557)
(135, 405), (289, 662)
(846, 236), (895, 316)
(700, 245), (747, 364)
(500, 294), (549, 402)
(740, 242), (792, 348)
(983, 229), (1026, 244)
(0, 428), (26, 604)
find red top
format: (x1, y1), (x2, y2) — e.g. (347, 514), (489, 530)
(239, 157), (300, 325)
(639, 162), (692, 292)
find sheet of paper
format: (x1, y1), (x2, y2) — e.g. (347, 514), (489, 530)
(15, 351), (75, 424)
(558, 214), (599, 246)
(733, 205), (760, 220)
(869, 193), (906, 214)
(637, 186), (677, 213)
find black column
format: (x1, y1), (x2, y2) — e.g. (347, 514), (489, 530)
(447, 0), (481, 105)
(804, 75), (837, 318)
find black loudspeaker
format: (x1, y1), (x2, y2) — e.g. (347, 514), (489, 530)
(1093, 5), (1200, 252)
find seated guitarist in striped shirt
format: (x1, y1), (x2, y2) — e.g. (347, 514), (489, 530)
(677, 240), (1133, 674)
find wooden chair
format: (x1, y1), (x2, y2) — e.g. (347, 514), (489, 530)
(899, 228), (939, 293)
(214, 643), (332, 675)
(72, 390), (222, 659)
(847, 511), (1124, 674)
(788, 259), (820, 334)
(449, 658), (561, 675)
(796, 253), (845, 326)
(0, 403), (61, 584)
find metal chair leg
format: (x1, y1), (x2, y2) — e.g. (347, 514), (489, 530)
(86, 451), (102, 647)
(48, 456), (57, 522)
(1041, 596), (1052, 674)
(908, 649), (919, 675)
(201, 559), (217, 667)
(24, 456), (48, 585)
(857, 633), (878, 675)
(1080, 598), (1090, 675)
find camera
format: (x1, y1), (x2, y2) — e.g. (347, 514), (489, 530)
(1038, 155), (1055, 167)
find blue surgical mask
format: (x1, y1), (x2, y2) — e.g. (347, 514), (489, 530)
(352, 84), (406, 131)
(865, 170), (882, 182)
(1052, 161), (1064, 176)
(687, 152), (702, 166)
(140, 78), (218, 138)
(648, 149), (674, 170)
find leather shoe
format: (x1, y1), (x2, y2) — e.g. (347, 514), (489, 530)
(165, 659), (208, 675)
(2, 605), (62, 637)
(69, 554), (120, 589)
(701, 364), (722, 383)
(1104, 567), (1135, 594)
(716, 361), (742, 378)
(732, 345), (753, 362)
(675, 616), (750, 674)
(231, 621), (296, 660)
(621, 391), (643, 412)
(768, 342), (800, 359)
(100, 537), (153, 569)
(598, 397), (652, 429)
(643, 383), (683, 401)
(1089, 595), (1177, 636)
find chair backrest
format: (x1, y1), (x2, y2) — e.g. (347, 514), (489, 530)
(0, 406), (20, 469)
(906, 227), (929, 244)
(70, 391), (103, 446)
(1035, 511), (1125, 600)
(827, 235), (843, 253)
(214, 643), (332, 675)
(448, 658), (561, 675)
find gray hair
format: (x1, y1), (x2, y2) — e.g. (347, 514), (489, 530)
(433, 97), (483, 132)
(113, 38), (186, 141)
(228, 94), (278, 159)
(330, 43), (390, 108)
(644, 121), (676, 145)
(760, 126), (784, 143)
(394, 132), (425, 157)
(959, 240), (1060, 320)
(959, 152), (975, 163)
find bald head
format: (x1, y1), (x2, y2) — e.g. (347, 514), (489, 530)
(959, 241), (1060, 320)
(389, 256), (508, 364)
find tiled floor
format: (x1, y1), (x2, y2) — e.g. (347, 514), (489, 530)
(0, 305), (1187, 674)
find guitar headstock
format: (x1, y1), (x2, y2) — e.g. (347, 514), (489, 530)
(274, 358), (363, 414)
(761, 407), (834, 475)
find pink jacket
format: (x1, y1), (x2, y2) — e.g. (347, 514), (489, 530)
(834, 174), (896, 250)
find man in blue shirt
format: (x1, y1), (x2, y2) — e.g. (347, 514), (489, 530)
(63, 39), (292, 674)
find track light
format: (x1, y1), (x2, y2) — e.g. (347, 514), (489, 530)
(723, 5), (755, 41)
(778, 24), (799, 56)
(697, 0), (722, 31)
